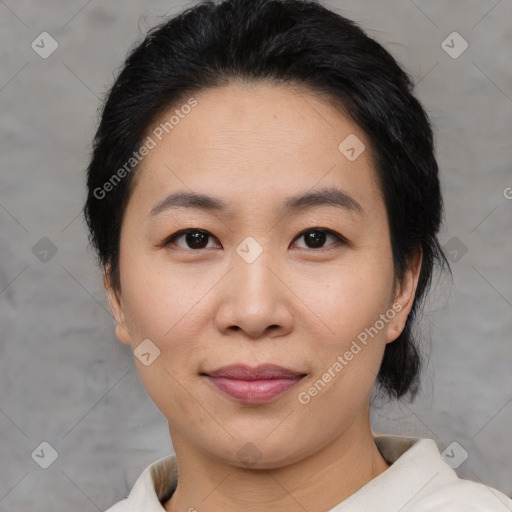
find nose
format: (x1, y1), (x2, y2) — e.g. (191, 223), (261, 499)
(214, 245), (294, 340)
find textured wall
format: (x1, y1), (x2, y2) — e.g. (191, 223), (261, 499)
(1, 0), (511, 510)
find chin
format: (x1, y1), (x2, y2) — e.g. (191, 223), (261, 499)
(209, 434), (313, 470)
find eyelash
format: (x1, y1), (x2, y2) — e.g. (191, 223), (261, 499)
(159, 227), (348, 251)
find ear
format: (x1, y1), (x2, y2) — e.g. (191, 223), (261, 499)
(103, 268), (132, 346)
(386, 249), (423, 343)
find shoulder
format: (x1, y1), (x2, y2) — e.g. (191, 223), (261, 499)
(368, 435), (512, 512)
(411, 478), (512, 511)
(104, 498), (129, 512)
(102, 454), (178, 511)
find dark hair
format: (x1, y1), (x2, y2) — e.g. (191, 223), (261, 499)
(84, 0), (449, 400)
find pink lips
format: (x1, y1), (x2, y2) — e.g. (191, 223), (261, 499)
(203, 364), (306, 404)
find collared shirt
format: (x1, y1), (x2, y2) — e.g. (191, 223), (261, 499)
(105, 435), (512, 511)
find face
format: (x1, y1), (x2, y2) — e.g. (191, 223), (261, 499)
(107, 82), (420, 468)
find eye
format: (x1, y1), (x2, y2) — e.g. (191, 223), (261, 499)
(159, 227), (347, 251)
(292, 228), (347, 250)
(161, 229), (220, 250)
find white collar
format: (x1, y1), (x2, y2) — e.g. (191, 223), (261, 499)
(113, 435), (512, 511)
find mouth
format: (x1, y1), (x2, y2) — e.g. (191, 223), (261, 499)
(201, 364), (307, 404)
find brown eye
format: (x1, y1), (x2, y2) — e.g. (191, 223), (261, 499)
(293, 228), (346, 250)
(163, 229), (219, 250)
(160, 227), (346, 252)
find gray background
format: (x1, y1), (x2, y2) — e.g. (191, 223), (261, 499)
(1, 0), (511, 510)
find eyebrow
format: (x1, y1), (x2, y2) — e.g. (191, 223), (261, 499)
(149, 187), (363, 218)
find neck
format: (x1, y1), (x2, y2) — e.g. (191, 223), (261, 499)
(164, 411), (389, 511)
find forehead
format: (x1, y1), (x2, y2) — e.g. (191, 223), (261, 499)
(130, 82), (381, 215)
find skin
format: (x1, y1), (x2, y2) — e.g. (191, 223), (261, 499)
(106, 81), (422, 512)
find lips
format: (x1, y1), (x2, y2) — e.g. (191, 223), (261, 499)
(205, 364), (305, 380)
(203, 364), (307, 404)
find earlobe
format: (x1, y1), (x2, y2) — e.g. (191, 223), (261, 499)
(103, 269), (132, 346)
(386, 323), (403, 344)
(386, 250), (423, 343)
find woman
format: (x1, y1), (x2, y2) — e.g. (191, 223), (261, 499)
(84, 0), (512, 510)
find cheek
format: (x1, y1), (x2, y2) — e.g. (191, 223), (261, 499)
(296, 258), (395, 347)
(120, 250), (205, 341)
(119, 251), (218, 412)
(311, 259), (396, 397)
(119, 259), (207, 418)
